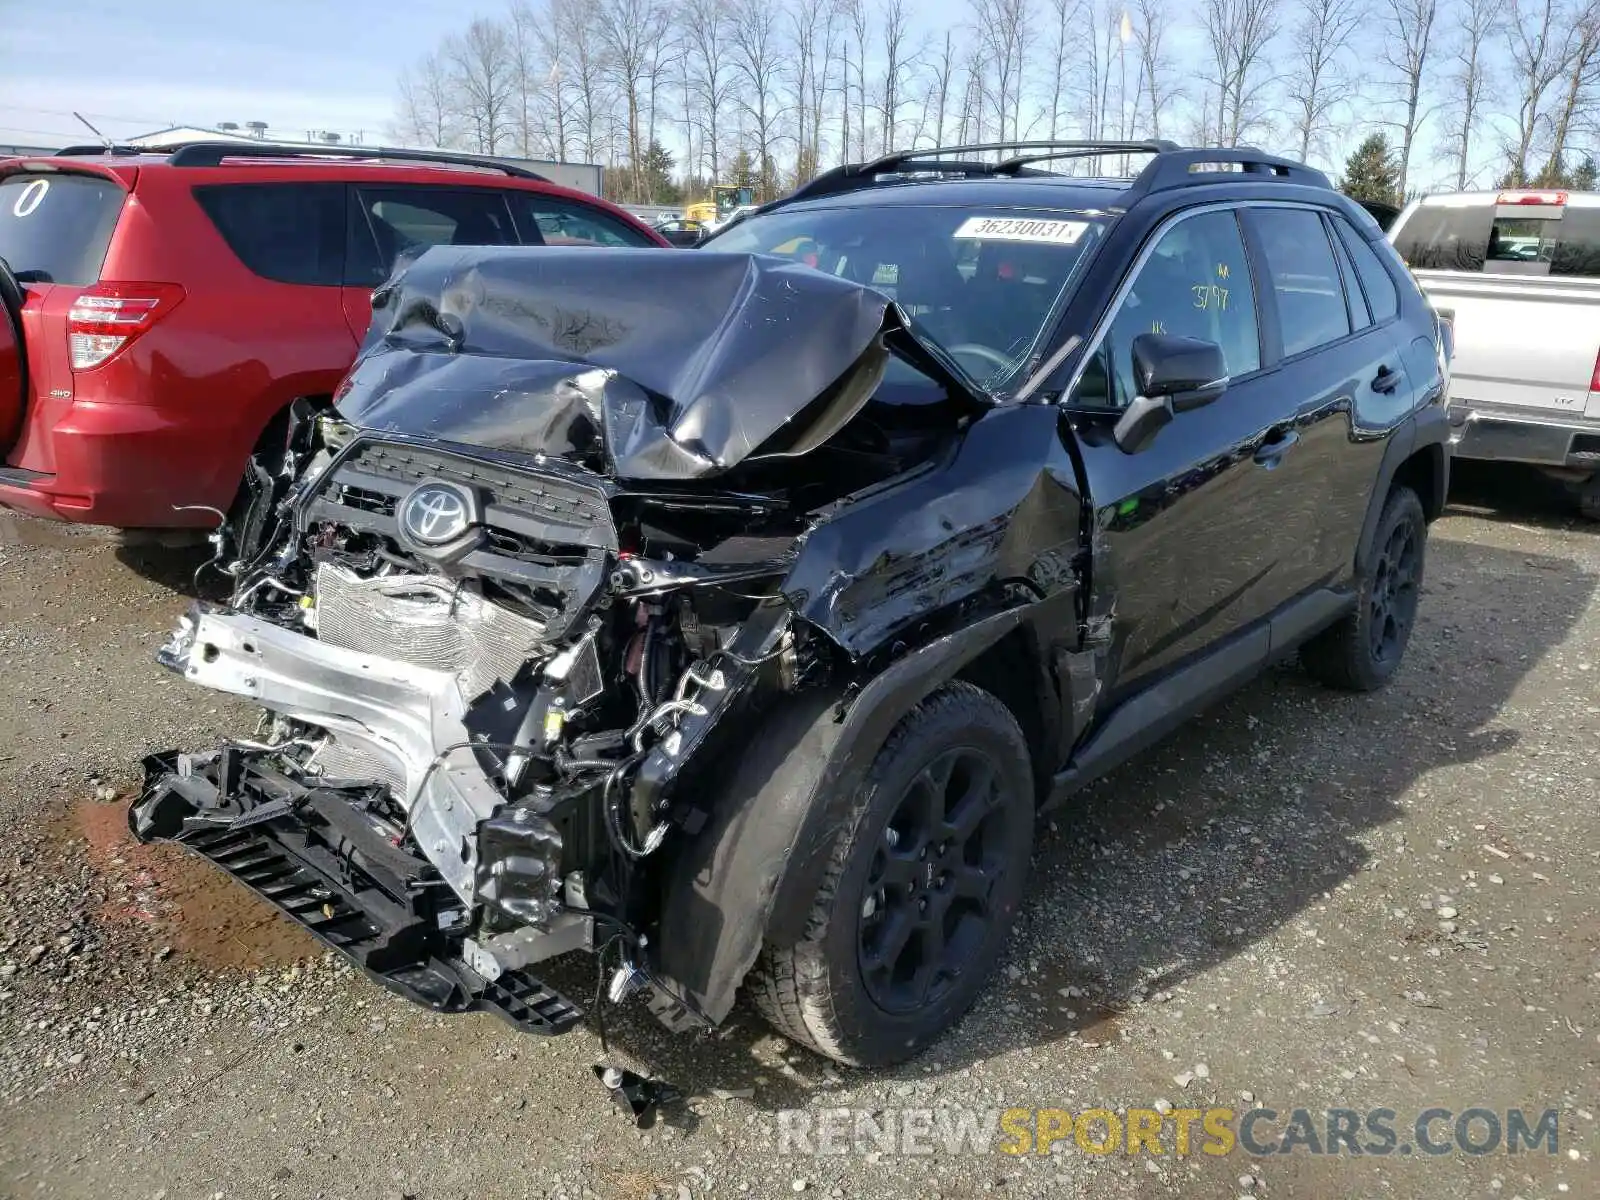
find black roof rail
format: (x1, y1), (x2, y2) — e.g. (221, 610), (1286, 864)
(864, 139), (1179, 176)
(50, 144), (150, 157)
(1128, 147), (1331, 196)
(766, 140), (1330, 215)
(992, 140), (1182, 174)
(784, 139), (1180, 205)
(162, 141), (551, 181)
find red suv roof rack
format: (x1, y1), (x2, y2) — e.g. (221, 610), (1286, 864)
(167, 141), (551, 181)
(49, 141), (550, 182)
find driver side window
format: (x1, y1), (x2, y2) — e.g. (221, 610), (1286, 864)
(1071, 210), (1260, 410)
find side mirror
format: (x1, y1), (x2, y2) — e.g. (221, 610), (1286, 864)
(1113, 334), (1230, 454)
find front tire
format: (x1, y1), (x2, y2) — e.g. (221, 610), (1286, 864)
(750, 681), (1034, 1066)
(1302, 485), (1427, 691)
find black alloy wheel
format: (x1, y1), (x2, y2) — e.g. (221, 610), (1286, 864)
(1301, 484), (1428, 692)
(1368, 516), (1420, 666)
(858, 746), (1013, 1015)
(751, 681), (1034, 1066)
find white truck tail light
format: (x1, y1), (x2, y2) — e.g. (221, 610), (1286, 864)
(1589, 349), (1600, 394)
(67, 283), (185, 370)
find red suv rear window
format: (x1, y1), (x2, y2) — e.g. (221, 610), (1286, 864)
(0, 172), (125, 286)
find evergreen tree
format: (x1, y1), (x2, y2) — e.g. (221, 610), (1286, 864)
(1572, 156), (1597, 191)
(639, 140), (682, 204)
(729, 149), (759, 192)
(1339, 133), (1401, 206)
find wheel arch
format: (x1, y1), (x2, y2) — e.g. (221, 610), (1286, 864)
(1355, 405), (1450, 576)
(650, 607), (1032, 1026)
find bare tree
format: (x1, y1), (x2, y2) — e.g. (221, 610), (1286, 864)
(787, 0), (841, 179)
(1202, 0), (1281, 146)
(728, 0), (784, 198)
(682, 0), (736, 180)
(1288, 0), (1365, 164)
(540, 0), (611, 164)
(1380, 0), (1439, 198)
(1504, 0), (1567, 183)
(393, 51), (460, 148)
(956, 50), (985, 142)
(834, 18), (854, 163)
(1439, 0), (1500, 189)
(1042, 0), (1082, 138)
(969, 0), (1030, 142)
(1075, 0), (1117, 141)
(447, 18), (517, 154)
(1132, 0), (1180, 141)
(875, 0), (918, 153)
(923, 29), (961, 147)
(507, 2), (546, 158)
(1540, 1), (1600, 180)
(847, 0), (871, 159)
(594, 0), (671, 200)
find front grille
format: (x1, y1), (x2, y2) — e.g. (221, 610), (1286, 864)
(301, 438), (616, 640)
(340, 442), (617, 551)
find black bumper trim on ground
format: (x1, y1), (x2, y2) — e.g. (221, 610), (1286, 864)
(130, 756), (583, 1038)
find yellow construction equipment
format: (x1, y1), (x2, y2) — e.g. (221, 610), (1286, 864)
(684, 184), (755, 228)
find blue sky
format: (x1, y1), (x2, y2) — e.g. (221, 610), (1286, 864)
(0, 0), (456, 145)
(0, 0), (1515, 190)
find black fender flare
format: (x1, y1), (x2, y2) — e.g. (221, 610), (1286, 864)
(1354, 402), (1449, 576)
(651, 606), (1028, 1024)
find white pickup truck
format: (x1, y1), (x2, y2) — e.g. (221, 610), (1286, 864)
(1389, 188), (1600, 517)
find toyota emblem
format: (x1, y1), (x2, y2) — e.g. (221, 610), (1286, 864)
(398, 481), (474, 546)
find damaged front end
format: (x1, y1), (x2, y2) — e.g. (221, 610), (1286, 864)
(132, 247), (1078, 1042)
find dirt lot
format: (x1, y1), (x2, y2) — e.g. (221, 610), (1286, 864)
(0, 464), (1597, 1200)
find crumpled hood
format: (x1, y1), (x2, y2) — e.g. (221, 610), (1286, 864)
(335, 246), (979, 481)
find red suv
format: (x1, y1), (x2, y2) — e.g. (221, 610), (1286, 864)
(0, 142), (668, 529)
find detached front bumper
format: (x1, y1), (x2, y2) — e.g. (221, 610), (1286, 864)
(130, 750), (582, 1034)
(1448, 402), (1600, 470)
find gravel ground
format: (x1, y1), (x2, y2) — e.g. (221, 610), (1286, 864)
(0, 463), (1597, 1200)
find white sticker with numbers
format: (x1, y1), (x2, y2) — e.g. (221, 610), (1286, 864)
(952, 216), (1089, 244)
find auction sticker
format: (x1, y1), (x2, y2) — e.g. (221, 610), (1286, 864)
(953, 216), (1089, 244)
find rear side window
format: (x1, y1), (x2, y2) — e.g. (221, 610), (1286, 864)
(1391, 205), (1490, 271)
(348, 187), (518, 285)
(1249, 208), (1351, 357)
(510, 196), (656, 248)
(1392, 202), (1600, 277)
(0, 172), (125, 286)
(1547, 209), (1600, 275)
(1334, 218), (1400, 322)
(195, 183), (345, 286)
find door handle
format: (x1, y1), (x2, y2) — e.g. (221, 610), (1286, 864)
(1373, 365), (1402, 394)
(1253, 430), (1300, 467)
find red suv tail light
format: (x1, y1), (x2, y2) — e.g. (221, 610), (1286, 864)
(67, 283), (186, 370)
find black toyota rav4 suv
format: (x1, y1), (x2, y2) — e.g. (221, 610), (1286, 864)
(132, 141), (1450, 1072)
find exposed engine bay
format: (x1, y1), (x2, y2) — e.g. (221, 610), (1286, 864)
(130, 247), (1082, 1038)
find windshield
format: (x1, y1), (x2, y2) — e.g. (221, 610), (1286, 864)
(705, 203), (1108, 390)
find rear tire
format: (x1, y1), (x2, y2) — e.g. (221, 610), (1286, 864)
(1573, 474), (1600, 521)
(1302, 485), (1427, 691)
(749, 681), (1034, 1066)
